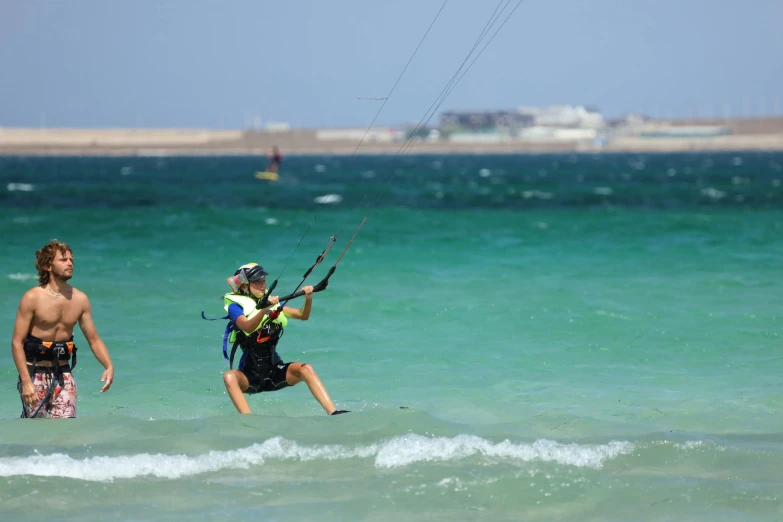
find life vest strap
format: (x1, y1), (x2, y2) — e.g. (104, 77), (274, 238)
(23, 335), (77, 369)
(229, 341), (240, 370)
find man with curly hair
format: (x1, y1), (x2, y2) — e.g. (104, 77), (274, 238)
(11, 239), (114, 418)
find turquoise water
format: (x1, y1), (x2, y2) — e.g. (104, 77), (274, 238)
(1, 154), (781, 521)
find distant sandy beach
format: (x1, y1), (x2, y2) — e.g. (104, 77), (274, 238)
(2, 118), (783, 156)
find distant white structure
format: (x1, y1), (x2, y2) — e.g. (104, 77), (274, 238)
(265, 121), (291, 132)
(438, 104), (605, 143)
(316, 127), (404, 142)
(448, 131), (513, 144)
(517, 126), (597, 141)
(517, 105), (604, 128)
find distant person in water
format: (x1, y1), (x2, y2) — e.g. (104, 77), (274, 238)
(11, 240), (115, 418)
(266, 146), (282, 174)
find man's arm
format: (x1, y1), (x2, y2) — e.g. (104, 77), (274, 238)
(78, 294), (114, 393)
(12, 291), (37, 405)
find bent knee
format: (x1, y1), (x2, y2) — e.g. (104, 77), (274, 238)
(289, 362), (313, 379)
(223, 371), (239, 387)
(298, 363), (317, 378)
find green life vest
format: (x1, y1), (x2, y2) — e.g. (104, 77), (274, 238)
(222, 293), (288, 369)
(223, 293), (288, 335)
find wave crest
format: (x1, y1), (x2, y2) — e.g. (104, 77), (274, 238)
(0, 434), (633, 482)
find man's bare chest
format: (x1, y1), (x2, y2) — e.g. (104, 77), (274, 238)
(33, 300), (81, 329)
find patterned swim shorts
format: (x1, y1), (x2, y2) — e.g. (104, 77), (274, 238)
(18, 371), (77, 418)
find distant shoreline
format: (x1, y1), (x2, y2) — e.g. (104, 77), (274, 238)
(2, 119), (783, 156)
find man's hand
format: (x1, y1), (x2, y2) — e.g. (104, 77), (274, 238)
(303, 286), (314, 297)
(21, 380), (37, 405)
(100, 366), (114, 393)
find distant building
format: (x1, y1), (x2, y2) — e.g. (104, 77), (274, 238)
(517, 126), (597, 141)
(517, 105), (604, 128)
(265, 121), (291, 132)
(447, 130), (513, 144)
(441, 104), (603, 129)
(606, 114), (652, 128)
(438, 105), (604, 143)
(440, 110), (534, 131)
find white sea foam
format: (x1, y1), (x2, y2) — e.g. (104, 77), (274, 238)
(374, 434), (633, 469)
(701, 187), (726, 200)
(8, 273), (37, 281)
(0, 435), (634, 482)
(314, 194), (342, 204)
(7, 183), (34, 192)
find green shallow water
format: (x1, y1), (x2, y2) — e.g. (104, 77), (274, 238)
(0, 154), (781, 520)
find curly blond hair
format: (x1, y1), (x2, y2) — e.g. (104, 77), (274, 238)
(35, 239), (72, 286)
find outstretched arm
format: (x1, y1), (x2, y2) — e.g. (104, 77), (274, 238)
(12, 291), (37, 405)
(78, 295), (114, 393)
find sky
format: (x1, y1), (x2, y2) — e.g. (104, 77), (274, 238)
(1, 0), (782, 129)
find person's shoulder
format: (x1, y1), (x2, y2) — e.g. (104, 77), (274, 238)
(20, 286), (43, 305)
(69, 286), (89, 303)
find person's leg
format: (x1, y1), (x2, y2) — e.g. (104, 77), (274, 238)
(49, 373), (77, 418)
(285, 362), (337, 415)
(223, 370), (252, 414)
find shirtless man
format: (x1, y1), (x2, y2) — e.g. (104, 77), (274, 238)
(11, 240), (114, 418)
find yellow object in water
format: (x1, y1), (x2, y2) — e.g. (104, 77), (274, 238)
(254, 171), (279, 181)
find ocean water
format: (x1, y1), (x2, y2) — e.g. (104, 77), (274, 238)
(0, 153), (781, 521)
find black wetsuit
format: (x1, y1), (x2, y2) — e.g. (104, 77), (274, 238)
(236, 319), (290, 394)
